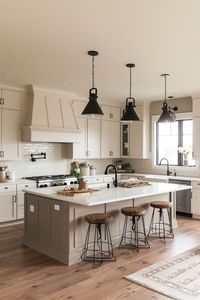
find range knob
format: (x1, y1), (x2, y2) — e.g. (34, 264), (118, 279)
(74, 181), (78, 184)
(63, 182), (67, 185)
(70, 181), (74, 184)
(52, 183), (57, 187)
(39, 185), (44, 188)
(44, 184), (48, 188)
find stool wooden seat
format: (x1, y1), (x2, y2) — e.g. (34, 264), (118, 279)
(81, 213), (115, 265)
(121, 207), (146, 216)
(120, 206), (149, 251)
(148, 200), (174, 241)
(85, 213), (113, 224)
(150, 201), (172, 209)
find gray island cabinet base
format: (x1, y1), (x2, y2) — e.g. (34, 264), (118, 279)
(23, 192), (172, 265)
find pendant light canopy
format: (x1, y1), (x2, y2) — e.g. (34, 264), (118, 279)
(120, 63), (140, 123)
(82, 50), (103, 116)
(158, 74), (178, 123)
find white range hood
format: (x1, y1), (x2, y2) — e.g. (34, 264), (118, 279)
(22, 85), (81, 143)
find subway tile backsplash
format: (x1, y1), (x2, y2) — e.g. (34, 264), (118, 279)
(2, 143), (113, 178)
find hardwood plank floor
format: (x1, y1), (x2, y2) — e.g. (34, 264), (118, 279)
(0, 216), (200, 300)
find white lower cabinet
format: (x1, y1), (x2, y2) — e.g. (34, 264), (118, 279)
(101, 120), (120, 158)
(191, 181), (200, 217)
(0, 185), (17, 222)
(17, 182), (37, 220)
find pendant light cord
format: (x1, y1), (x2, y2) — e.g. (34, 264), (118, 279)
(164, 74), (167, 102)
(92, 55), (95, 88)
(129, 66), (132, 98)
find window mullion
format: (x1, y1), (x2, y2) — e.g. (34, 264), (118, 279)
(178, 120), (183, 166)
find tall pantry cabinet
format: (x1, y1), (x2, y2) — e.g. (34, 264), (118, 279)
(0, 88), (21, 160)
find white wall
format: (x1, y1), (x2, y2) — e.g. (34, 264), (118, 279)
(2, 143), (113, 178)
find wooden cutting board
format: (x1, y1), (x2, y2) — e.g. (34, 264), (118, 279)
(57, 188), (100, 196)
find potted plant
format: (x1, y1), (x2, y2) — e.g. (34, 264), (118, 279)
(72, 170), (87, 190)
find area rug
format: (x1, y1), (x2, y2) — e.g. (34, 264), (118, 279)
(126, 247), (200, 300)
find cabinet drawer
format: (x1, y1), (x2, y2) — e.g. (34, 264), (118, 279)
(0, 184), (16, 193)
(17, 182), (36, 191)
(192, 181), (200, 189)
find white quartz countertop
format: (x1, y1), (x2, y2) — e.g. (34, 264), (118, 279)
(23, 182), (191, 206)
(121, 173), (200, 182)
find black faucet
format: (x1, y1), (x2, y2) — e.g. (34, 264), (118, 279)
(104, 164), (118, 187)
(159, 158), (172, 176)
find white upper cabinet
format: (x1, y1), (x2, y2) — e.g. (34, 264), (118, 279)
(101, 120), (120, 158)
(101, 105), (120, 121)
(1, 110), (21, 160)
(121, 103), (150, 159)
(87, 119), (101, 158)
(0, 88), (21, 160)
(72, 118), (88, 159)
(1, 89), (21, 110)
(69, 118), (101, 159)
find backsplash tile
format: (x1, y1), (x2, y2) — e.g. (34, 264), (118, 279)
(1, 143), (113, 178)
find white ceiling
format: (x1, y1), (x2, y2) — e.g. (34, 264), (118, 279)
(0, 0), (200, 102)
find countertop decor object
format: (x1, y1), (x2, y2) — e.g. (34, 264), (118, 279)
(81, 50), (103, 116)
(120, 63), (140, 122)
(157, 74), (178, 123)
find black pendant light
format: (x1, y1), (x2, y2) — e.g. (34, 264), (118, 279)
(120, 63), (140, 122)
(158, 74), (178, 123)
(82, 50), (103, 116)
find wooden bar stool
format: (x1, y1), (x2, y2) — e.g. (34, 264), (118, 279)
(81, 213), (116, 265)
(148, 201), (174, 241)
(120, 207), (150, 252)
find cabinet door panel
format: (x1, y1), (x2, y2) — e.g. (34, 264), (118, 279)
(1, 89), (21, 110)
(25, 195), (38, 237)
(0, 194), (16, 222)
(191, 188), (200, 215)
(2, 110), (20, 160)
(101, 121), (120, 158)
(73, 118), (87, 159)
(88, 119), (101, 158)
(130, 122), (144, 158)
(38, 199), (51, 243)
(51, 201), (64, 250)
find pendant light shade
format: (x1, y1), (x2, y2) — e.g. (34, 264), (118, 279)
(157, 74), (178, 123)
(120, 63), (140, 123)
(82, 50), (103, 116)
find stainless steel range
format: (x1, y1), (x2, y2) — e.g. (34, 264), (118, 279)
(24, 174), (77, 188)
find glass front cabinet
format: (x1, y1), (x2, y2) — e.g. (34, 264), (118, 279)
(121, 124), (129, 157)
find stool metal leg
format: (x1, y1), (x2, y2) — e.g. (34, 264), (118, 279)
(81, 222), (115, 265)
(148, 207), (174, 241)
(120, 214), (150, 251)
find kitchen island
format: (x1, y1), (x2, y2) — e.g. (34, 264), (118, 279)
(23, 182), (191, 265)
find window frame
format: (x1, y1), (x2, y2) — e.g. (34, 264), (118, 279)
(152, 113), (197, 169)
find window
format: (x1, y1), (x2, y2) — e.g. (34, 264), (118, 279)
(156, 119), (195, 167)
